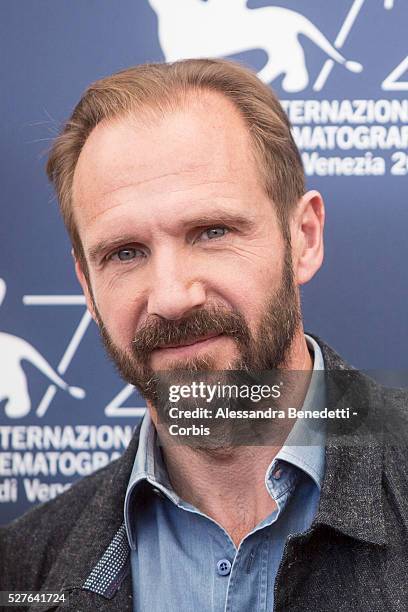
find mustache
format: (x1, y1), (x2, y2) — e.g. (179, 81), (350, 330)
(132, 307), (249, 358)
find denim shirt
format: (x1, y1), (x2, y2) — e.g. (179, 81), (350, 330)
(124, 335), (326, 612)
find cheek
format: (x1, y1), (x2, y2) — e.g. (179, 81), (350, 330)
(218, 261), (282, 331)
(91, 277), (145, 347)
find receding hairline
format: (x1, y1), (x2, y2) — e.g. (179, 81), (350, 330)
(46, 58), (305, 264)
(71, 86), (268, 211)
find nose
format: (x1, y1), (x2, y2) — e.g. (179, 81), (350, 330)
(147, 249), (206, 320)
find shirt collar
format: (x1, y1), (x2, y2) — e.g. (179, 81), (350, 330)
(124, 334), (326, 547)
(273, 334), (326, 491)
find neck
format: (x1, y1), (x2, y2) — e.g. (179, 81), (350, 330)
(148, 330), (313, 546)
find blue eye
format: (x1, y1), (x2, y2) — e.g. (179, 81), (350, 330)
(117, 248), (136, 261)
(110, 247), (145, 262)
(201, 227), (228, 240)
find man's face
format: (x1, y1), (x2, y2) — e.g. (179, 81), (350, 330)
(72, 92), (301, 399)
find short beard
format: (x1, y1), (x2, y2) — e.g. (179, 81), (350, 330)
(94, 243), (301, 404)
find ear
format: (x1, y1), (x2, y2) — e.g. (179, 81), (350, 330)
(0, 277), (6, 307)
(291, 190), (325, 286)
(73, 249), (98, 323)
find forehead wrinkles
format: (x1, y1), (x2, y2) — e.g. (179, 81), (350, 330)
(71, 91), (266, 233)
(74, 90), (257, 180)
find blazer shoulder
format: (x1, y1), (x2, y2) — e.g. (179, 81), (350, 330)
(381, 384), (408, 437)
(0, 456), (120, 590)
(380, 386), (408, 542)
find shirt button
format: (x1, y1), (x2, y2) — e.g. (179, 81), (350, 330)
(273, 467), (282, 480)
(152, 487), (164, 498)
(216, 559), (232, 576)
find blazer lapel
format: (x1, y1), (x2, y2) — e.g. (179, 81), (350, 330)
(28, 425), (141, 612)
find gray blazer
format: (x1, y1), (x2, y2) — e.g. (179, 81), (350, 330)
(1, 337), (408, 612)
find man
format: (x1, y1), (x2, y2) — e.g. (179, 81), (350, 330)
(1, 58), (407, 612)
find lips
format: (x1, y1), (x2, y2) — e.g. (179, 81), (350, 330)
(156, 333), (221, 350)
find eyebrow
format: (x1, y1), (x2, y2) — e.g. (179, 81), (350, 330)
(88, 235), (139, 264)
(180, 211), (256, 231)
(87, 210), (257, 264)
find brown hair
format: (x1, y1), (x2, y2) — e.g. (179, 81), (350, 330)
(46, 58), (305, 266)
